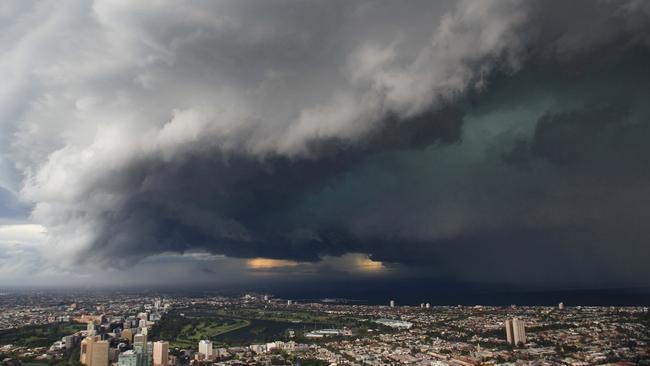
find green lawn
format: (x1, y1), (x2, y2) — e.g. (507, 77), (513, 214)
(149, 312), (250, 349)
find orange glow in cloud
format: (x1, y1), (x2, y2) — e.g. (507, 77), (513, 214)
(245, 253), (385, 273)
(246, 258), (300, 269)
(353, 255), (384, 272)
(320, 253), (386, 273)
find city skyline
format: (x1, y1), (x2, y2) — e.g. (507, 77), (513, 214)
(1, 1), (650, 293)
(0, 291), (647, 365)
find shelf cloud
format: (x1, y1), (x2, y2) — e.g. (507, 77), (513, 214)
(2, 0), (650, 286)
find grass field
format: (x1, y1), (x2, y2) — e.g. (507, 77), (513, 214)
(149, 312), (250, 348)
(174, 319), (250, 347)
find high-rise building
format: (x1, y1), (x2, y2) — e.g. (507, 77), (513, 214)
(504, 317), (526, 345)
(80, 336), (109, 366)
(134, 334), (147, 348)
(425, 303), (431, 309)
(198, 340), (213, 360)
(118, 351), (138, 366)
(133, 334), (151, 366)
(558, 302), (565, 310)
(80, 336), (95, 365)
(90, 340), (109, 366)
(389, 300), (395, 307)
(153, 341), (169, 366)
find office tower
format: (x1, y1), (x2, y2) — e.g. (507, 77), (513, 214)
(81, 336), (109, 366)
(287, 300), (292, 305)
(80, 336), (94, 365)
(134, 334), (147, 348)
(389, 300), (395, 307)
(198, 340), (213, 359)
(90, 340), (109, 366)
(558, 302), (565, 310)
(153, 341), (169, 366)
(504, 317), (526, 345)
(420, 303), (425, 308)
(143, 342), (153, 366)
(425, 303), (431, 309)
(118, 351), (138, 366)
(133, 334), (151, 366)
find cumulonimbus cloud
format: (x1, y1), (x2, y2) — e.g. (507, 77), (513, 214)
(2, 0), (650, 285)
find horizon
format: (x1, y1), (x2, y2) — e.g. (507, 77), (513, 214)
(1, 284), (650, 307)
(2, 1), (650, 301)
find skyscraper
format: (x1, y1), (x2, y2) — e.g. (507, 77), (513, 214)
(198, 340), (213, 360)
(504, 317), (526, 346)
(80, 336), (109, 366)
(153, 341), (169, 366)
(558, 302), (565, 310)
(389, 300), (395, 307)
(90, 340), (109, 366)
(133, 334), (151, 366)
(80, 336), (94, 365)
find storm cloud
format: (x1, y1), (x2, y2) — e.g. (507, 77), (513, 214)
(2, 0), (650, 287)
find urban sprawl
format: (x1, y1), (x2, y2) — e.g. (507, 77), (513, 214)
(0, 292), (648, 366)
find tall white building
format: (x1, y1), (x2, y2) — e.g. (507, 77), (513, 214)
(152, 341), (168, 366)
(504, 317), (526, 345)
(198, 340), (213, 359)
(389, 300), (395, 307)
(558, 302), (565, 310)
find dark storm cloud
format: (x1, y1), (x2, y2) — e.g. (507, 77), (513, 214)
(341, 50), (650, 286)
(79, 105), (465, 265)
(2, 0), (650, 286)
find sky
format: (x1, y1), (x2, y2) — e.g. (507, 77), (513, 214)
(1, 0), (650, 295)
